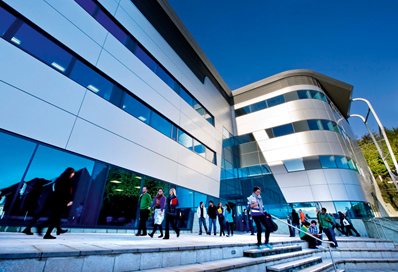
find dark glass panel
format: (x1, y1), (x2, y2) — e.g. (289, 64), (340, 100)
(293, 120), (310, 133)
(297, 90), (311, 99)
(235, 107), (250, 117)
(179, 88), (194, 106)
(284, 91), (299, 102)
(0, 7), (16, 37)
(125, 36), (138, 52)
(70, 60), (113, 100)
(122, 94), (151, 124)
(335, 156), (350, 169)
(265, 128), (274, 138)
(307, 119), (323, 130)
(155, 66), (176, 90)
(95, 9), (128, 44)
(75, 0), (98, 15)
(150, 111), (173, 137)
(250, 101), (267, 112)
(272, 124), (294, 137)
(109, 85), (124, 107)
(321, 120), (334, 131)
(134, 45), (158, 71)
(319, 155), (337, 168)
(12, 23), (73, 74)
(266, 95), (285, 107)
(303, 156), (321, 170)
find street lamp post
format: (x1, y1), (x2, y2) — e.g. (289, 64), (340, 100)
(351, 97), (398, 192)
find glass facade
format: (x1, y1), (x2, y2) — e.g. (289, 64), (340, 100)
(0, 3), (216, 165)
(0, 129), (211, 229)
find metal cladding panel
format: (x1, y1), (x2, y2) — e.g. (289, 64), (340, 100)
(0, 80), (76, 148)
(0, 40), (85, 115)
(66, 118), (179, 184)
(307, 170), (328, 185)
(328, 184), (349, 200)
(4, 0), (106, 65)
(77, 91), (180, 162)
(310, 185), (333, 201)
(282, 186), (315, 202)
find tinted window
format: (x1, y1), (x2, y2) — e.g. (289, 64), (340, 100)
(193, 140), (206, 157)
(75, 0), (98, 15)
(335, 156), (350, 169)
(0, 7), (16, 37)
(134, 46), (157, 72)
(206, 149), (216, 163)
(283, 158), (305, 172)
(70, 60), (113, 100)
(267, 95), (285, 107)
(250, 101), (267, 112)
(12, 24), (73, 74)
(177, 130), (193, 150)
(319, 156), (337, 168)
(155, 66), (176, 90)
(235, 107), (250, 117)
(347, 159), (356, 170)
(303, 156), (321, 170)
(122, 94), (151, 124)
(308, 119), (323, 130)
(150, 111), (173, 137)
(272, 124), (294, 137)
(293, 120), (309, 133)
(297, 90), (311, 99)
(179, 88), (194, 106)
(284, 91), (299, 102)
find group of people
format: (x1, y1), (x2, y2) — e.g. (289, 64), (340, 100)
(289, 207), (361, 249)
(196, 201), (235, 237)
(135, 187), (180, 240)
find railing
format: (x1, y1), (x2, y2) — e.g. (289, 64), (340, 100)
(270, 214), (338, 272)
(365, 217), (398, 242)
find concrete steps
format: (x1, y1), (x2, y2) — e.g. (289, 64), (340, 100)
(266, 256), (322, 272)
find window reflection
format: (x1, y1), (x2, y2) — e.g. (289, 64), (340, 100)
(0, 7), (16, 37)
(122, 94), (151, 124)
(177, 130), (193, 150)
(150, 111), (173, 137)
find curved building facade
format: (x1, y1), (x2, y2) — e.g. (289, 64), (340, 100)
(0, 0), (373, 231)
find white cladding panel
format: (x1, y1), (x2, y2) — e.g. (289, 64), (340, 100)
(0, 81), (76, 148)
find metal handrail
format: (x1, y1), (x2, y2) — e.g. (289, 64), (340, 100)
(270, 214), (337, 272)
(365, 217), (398, 239)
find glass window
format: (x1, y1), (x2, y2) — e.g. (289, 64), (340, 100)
(319, 155), (337, 168)
(272, 124), (294, 137)
(297, 90), (311, 99)
(335, 156), (350, 169)
(0, 7), (16, 37)
(75, 0), (98, 15)
(12, 23), (74, 74)
(95, 9), (128, 44)
(109, 85), (124, 107)
(293, 120), (309, 133)
(125, 36), (138, 52)
(155, 66), (176, 90)
(134, 45), (157, 72)
(122, 94), (151, 124)
(179, 88), (194, 106)
(177, 129), (193, 150)
(265, 128), (274, 138)
(250, 101), (267, 112)
(283, 158), (305, 172)
(205, 148), (216, 163)
(205, 112), (215, 126)
(284, 91), (299, 102)
(308, 119), (323, 130)
(319, 92), (327, 102)
(69, 60), (113, 100)
(0, 132), (36, 190)
(235, 106), (250, 117)
(193, 140), (206, 157)
(150, 111), (172, 137)
(267, 95), (285, 107)
(347, 158), (356, 170)
(303, 156), (321, 170)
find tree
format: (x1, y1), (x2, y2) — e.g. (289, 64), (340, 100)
(358, 127), (398, 210)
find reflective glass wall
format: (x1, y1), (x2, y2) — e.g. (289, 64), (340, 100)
(0, 129), (211, 230)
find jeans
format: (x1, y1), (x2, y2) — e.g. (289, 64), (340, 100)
(323, 227), (338, 247)
(198, 217), (208, 234)
(208, 218), (217, 234)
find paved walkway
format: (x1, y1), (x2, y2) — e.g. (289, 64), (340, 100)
(0, 231), (301, 258)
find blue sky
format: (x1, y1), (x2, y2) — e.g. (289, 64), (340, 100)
(169, 0), (398, 138)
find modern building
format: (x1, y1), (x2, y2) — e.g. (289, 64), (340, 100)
(0, 0), (373, 231)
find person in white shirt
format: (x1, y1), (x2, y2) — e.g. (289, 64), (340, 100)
(196, 202), (208, 235)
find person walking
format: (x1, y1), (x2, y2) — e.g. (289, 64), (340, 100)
(196, 201), (208, 235)
(342, 213), (361, 237)
(148, 188), (166, 238)
(318, 207), (338, 247)
(163, 188), (180, 239)
(247, 186), (273, 249)
(42, 167), (75, 239)
(217, 202), (225, 236)
(224, 203), (234, 237)
(291, 209), (300, 237)
(136, 186), (152, 236)
(207, 201), (217, 235)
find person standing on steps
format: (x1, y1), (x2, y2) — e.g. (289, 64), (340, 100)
(135, 186), (152, 236)
(163, 188), (180, 239)
(207, 201), (217, 235)
(217, 202), (225, 236)
(148, 188), (166, 238)
(318, 207), (338, 247)
(224, 203), (234, 237)
(291, 209), (300, 237)
(42, 167), (76, 239)
(196, 201), (208, 235)
(247, 186), (273, 249)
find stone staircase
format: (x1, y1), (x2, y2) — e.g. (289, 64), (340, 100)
(1, 234), (398, 272)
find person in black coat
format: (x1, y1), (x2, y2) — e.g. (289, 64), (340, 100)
(163, 188), (180, 239)
(291, 209), (300, 237)
(41, 167), (75, 239)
